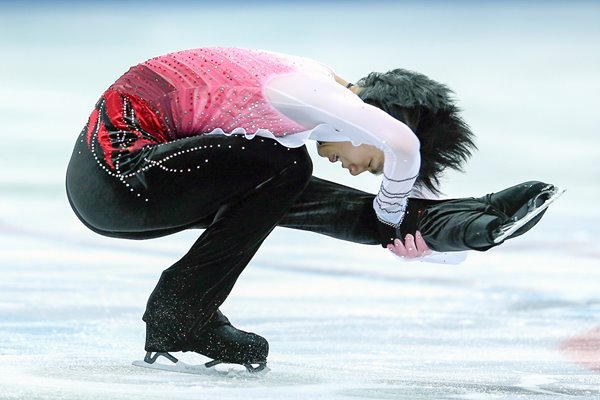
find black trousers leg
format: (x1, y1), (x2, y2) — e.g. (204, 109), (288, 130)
(67, 134), (313, 347)
(276, 177), (462, 249)
(142, 159), (313, 347)
(277, 178), (541, 252)
(277, 176), (384, 244)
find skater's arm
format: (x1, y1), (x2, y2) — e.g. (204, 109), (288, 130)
(265, 73), (420, 228)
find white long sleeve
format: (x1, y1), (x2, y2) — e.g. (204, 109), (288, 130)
(264, 72), (421, 228)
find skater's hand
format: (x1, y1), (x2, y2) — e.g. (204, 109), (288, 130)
(387, 231), (432, 260)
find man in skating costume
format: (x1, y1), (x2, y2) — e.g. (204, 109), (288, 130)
(65, 48), (561, 372)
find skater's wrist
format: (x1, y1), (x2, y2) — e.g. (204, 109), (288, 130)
(376, 220), (397, 247)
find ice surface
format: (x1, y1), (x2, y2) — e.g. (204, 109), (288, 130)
(1, 195), (599, 399)
(1, 1), (599, 399)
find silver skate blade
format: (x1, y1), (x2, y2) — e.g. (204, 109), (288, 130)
(132, 358), (221, 376)
(493, 186), (565, 244)
(132, 352), (270, 376)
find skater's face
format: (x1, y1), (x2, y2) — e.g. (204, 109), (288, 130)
(316, 141), (384, 176)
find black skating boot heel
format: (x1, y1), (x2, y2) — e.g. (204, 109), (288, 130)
(144, 324), (182, 353)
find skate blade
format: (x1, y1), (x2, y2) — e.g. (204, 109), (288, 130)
(132, 358), (221, 376)
(493, 186), (565, 244)
(132, 352), (270, 376)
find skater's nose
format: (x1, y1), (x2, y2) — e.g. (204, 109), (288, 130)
(347, 164), (364, 176)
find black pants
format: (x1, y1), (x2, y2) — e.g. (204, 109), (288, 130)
(66, 133), (509, 344)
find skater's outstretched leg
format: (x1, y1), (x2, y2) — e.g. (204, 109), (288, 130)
(277, 178), (560, 253)
(278, 176), (385, 245)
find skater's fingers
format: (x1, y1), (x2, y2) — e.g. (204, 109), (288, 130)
(415, 231), (432, 256)
(393, 238), (408, 257)
(388, 238), (407, 257)
(404, 234), (420, 258)
(388, 233), (431, 262)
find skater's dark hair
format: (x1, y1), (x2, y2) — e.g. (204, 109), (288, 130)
(357, 69), (476, 195)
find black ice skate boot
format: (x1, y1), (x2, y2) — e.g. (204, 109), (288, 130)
(184, 310), (269, 371)
(139, 310), (269, 373)
(487, 181), (564, 244)
(466, 181), (564, 248)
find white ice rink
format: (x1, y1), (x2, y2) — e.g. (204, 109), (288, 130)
(1, 1), (599, 399)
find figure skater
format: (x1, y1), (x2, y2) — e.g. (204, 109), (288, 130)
(65, 47), (561, 373)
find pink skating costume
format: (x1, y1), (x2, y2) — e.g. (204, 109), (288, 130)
(86, 47), (420, 228)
